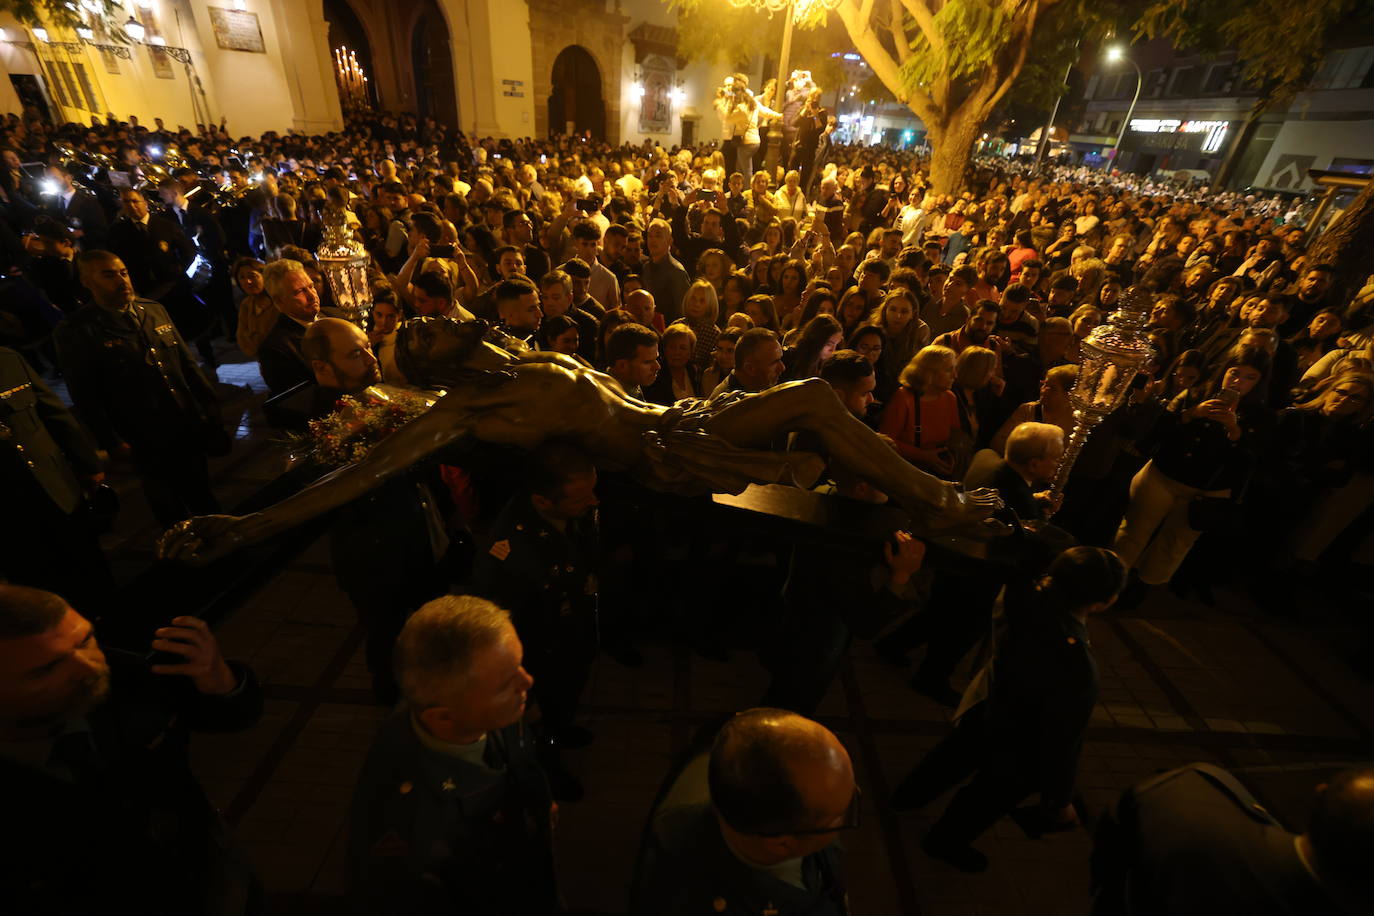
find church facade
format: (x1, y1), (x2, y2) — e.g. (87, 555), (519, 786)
(0, 0), (744, 146)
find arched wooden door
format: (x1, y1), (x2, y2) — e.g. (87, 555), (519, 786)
(411, 0), (458, 126)
(548, 45), (604, 139)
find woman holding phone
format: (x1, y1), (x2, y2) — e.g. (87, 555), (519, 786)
(1113, 349), (1273, 595)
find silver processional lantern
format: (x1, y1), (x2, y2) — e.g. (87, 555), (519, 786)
(316, 206), (371, 326)
(1049, 284), (1156, 498)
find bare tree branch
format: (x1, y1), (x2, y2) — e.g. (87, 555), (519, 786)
(985, 3), (1042, 110)
(889, 0), (913, 64)
(836, 0), (922, 107)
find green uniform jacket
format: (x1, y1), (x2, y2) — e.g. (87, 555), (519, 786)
(635, 753), (849, 916)
(53, 298), (219, 456)
(347, 710), (560, 916)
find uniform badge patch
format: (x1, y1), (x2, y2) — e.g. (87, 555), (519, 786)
(489, 539), (511, 560)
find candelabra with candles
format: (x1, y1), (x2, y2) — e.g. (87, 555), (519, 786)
(333, 46), (370, 114)
(1049, 284), (1157, 499)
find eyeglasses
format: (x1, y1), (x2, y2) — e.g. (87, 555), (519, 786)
(753, 785), (862, 837)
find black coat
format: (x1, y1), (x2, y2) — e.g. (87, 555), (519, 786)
(642, 363), (700, 406)
(634, 751), (848, 916)
(24, 254), (85, 313)
(980, 583), (1098, 809)
(0, 649), (263, 916)
(967, 456), (1043, 524)
(52, 298), (221, 459)
(46, 187), (109, 249)
(256, 313), (313, 395)
(107, 214), (195, 300)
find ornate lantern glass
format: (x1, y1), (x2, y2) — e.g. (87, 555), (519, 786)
(1050, 285), (1156, 496)
(316, 207), (371, 326)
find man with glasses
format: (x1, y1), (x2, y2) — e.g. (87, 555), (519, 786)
(633, 708), (856, 915)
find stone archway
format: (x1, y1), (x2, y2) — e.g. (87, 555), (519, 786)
(410, 0), (459, 126)
(548, 45), (605, 139)
(528, 0), (627, 143)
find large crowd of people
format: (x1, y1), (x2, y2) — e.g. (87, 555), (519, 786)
(2, 104), (1374, 915)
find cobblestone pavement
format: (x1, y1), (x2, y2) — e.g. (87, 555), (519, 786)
(84, 350), (1374, 915)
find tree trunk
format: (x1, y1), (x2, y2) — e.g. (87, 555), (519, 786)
(925, 116), (983, 197)
(1306, 179), (1374, 303)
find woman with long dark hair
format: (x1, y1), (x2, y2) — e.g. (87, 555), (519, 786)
(849, 324), (892, 403)
(782, 314), (843, 382)
(772, 259), (808, 328)
(835, 287), (871, 340)
(1114, 348), (1274, 595)
(871, 289), (931, 388)
(720, 273), (752, 326)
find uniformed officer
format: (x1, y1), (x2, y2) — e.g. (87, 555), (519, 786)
(1091, 762), (1374, 915)
(471, 438), (600, 801)
(890, 546), (1127, 873)
(54, 250), (228, 528)
(633, 708), (854, 916)
(0, 584), (265, 915)
(0, 346), (113, 613)
(347, 595), (561, 916)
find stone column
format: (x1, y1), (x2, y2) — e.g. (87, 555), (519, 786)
(437, 0), (507, 137)
(266, 0), (344, 133)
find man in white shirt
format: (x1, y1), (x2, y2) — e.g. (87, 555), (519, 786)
(570, 219), (621, 311)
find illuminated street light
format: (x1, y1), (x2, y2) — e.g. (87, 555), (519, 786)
(1103, 45), (1142, 172)
(32, 27), (50, 42)
(123, 16), (146, 42)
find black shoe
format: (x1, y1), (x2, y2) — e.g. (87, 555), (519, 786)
(922, 835), (988, 873)
(911, 675), (961, 708)
(607, 643), (644, 668)
(542, 758), (584, 802)
(874, 637), (911, 668)
(552, 725), (595, 750)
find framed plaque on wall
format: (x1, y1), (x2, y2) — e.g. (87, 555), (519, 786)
(209, 7), (266, 53)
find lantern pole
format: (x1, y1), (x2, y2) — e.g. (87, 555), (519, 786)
(1049, 285), (1156, 501)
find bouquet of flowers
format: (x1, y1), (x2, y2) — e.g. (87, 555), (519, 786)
(293, 389), (432, 468)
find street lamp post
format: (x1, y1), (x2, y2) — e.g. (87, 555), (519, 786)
(1034, 47), (1078, 173)
(1105, 46), (1142, 174)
